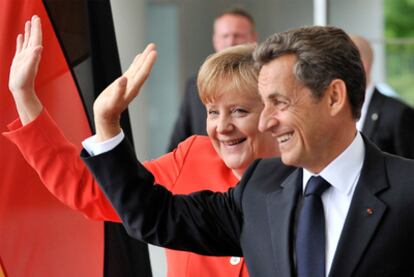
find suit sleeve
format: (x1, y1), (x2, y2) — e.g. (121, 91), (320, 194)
(82, 137), (244, 256)
(3, 109), (200, 223)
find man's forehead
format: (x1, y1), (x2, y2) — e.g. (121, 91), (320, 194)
(259, 56), (296, 83)
(258, 56), (303, 99)
(257, 75), (282, 99)
(215, 15), (252, 29)
(262, 54), (296, 70)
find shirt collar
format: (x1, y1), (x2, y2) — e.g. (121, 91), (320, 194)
(356, 83), (375, 131)
(303, 132), (365, 195)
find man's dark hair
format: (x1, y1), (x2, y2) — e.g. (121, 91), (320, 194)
(253, 26), (365, 119)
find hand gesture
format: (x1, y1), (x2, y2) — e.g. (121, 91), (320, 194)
(93, 43), (157, 141)
(9, 15), (43, 100)
(9, 15), (43, 125)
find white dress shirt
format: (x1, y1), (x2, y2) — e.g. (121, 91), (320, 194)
(82, 130), (124, 156)
(302, 132), (365, 276)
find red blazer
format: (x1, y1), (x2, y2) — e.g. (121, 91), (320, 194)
(4, 109), (249, 277)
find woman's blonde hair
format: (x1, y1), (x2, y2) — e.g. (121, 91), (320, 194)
(197, 44), (259, 104)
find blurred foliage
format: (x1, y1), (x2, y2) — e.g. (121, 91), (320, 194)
(385, 0), (414, 38)
(384, 0), (414, 106)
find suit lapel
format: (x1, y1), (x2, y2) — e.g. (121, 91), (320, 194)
(266, 169), (302, 277)
(362, 88), (384, 139)
(329, 138), (388, 276)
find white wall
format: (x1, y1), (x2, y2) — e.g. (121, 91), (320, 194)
(110, 0), (149, 159)
(329, 0), (385, 82)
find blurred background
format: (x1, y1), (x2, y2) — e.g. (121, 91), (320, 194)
(384, 0), (414, 105)
(111, 0), (414, 161)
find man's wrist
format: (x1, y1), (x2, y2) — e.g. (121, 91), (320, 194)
(95, 119), (122, 142)
(83, 129), (125, 156)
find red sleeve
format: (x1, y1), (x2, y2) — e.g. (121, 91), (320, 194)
(2, 109), (120, 222)
(144, 136), (197, 192)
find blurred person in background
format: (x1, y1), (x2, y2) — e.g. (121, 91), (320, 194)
(352, 35), (414, 159)
(168, 7), (258, 151)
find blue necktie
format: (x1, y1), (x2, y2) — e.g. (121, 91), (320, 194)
(296, 176), (331, 277)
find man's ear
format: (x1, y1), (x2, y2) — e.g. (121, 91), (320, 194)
(326, 79), (347, 116)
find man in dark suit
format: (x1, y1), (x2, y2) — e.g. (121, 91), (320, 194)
(83, 27), (414, 276)
(352, 35), (414, 159)
(167, 8), (257, 151)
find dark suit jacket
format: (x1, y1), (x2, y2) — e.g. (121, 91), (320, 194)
(362, 87), (414, 159)
(82, 137), (414, 276)
(167, 76), (207, 151)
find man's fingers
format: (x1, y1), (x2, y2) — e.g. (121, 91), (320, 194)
(127, 43), (156, 78)
(134, 50), (157, 85)
(108, 43), (157, 104)
(118, 76), (128, 88)
(133, 53), (142, 64)
(123, 53), (141, 79)
(142, 43), (156, 57)
(110, 76), (128, 109)
(137, 43), (156, 69)
(138, 43), (156, 64)
(125, 50), (157, 102)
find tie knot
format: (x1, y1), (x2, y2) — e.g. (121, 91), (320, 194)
(305, 176), (330, 196)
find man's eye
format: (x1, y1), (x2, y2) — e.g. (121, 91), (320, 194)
(208, 110), (219, 115)
(273, 99), (289, 110)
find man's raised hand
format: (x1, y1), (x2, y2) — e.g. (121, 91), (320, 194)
(93, 43), (157, 141)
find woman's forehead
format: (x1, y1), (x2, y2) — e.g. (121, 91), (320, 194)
(206, 88), (260, 104)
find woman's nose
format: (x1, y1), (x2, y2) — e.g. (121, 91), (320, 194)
(217, 116), (234, 133)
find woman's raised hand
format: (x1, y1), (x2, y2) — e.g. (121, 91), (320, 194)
(9, 15), (43, 124)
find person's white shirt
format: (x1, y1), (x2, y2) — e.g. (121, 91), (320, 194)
(302, 132), (365, 276)
(376, 82), (399, 98)
(82, 130), (125, 156)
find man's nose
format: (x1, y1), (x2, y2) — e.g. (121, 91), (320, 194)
(227, 35), (238, 47)
(258, 108), (278, 132)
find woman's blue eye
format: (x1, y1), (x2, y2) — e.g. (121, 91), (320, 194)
(233, 108), (247, 114)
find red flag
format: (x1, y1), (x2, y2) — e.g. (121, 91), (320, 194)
(0, 1), (103, 276)
(0, 260), (5, 277)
